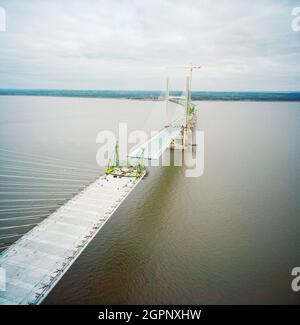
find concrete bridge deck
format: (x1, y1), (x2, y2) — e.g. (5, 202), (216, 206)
(0, 174), (144, 305)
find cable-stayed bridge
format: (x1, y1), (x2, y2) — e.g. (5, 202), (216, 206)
(0, 66), (200, 304)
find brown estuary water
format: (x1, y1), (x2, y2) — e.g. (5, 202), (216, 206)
(0, 96), (299, 304)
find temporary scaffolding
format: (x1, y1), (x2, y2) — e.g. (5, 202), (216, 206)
(105, 143), (145, 178)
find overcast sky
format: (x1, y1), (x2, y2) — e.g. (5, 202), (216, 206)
(0, 0), (299, 91)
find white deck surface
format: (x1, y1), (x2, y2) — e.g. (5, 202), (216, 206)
(0, 174), (144, 305)
(129, 126), (182, 160)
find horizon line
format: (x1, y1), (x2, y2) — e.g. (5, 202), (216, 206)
(0, 88), (300, 93)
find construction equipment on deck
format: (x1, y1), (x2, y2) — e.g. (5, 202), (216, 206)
(105, 143), (145, 178)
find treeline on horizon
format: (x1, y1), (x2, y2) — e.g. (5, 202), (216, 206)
(0, 89), (300, 101)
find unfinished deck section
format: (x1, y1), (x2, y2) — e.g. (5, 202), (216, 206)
(129, 126), (182, 160)
(0, 174), (144, 305)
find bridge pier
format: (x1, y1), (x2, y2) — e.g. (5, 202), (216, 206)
(191, 113), (198, 146)
(183, 128), (193, 147)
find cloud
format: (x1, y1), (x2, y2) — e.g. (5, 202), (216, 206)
(0, 0), (299, 90)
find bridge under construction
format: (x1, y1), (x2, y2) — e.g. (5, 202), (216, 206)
(0, 65), (200, 304)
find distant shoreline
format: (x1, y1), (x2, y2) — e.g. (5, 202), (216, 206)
(0, 89), (300, 102)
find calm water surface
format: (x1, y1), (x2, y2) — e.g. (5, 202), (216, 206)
(0, 96), (299, 304)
